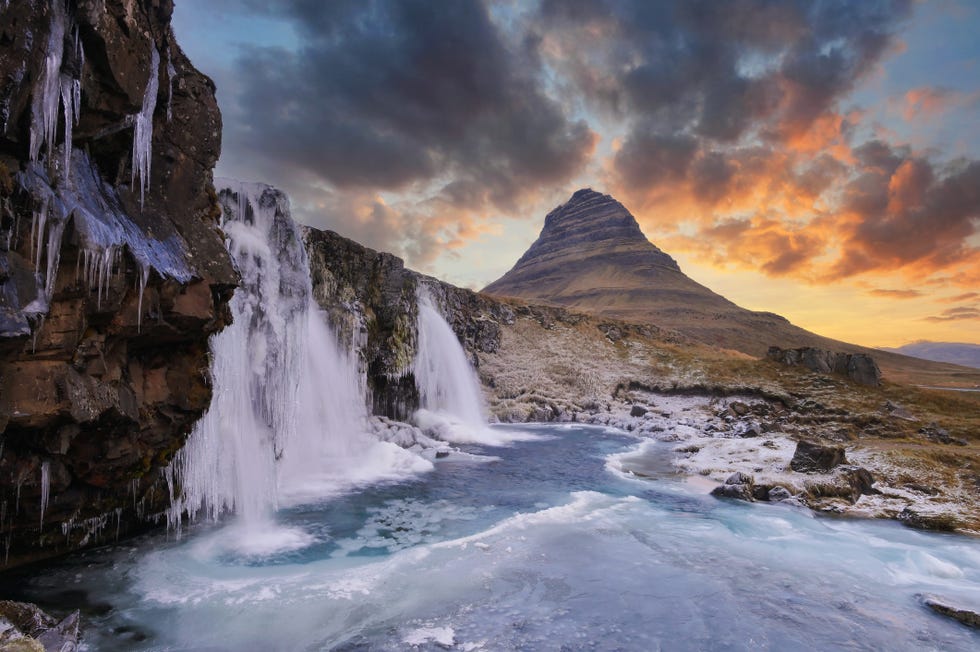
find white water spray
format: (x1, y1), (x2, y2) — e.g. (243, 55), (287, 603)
(166, 182), (429, 546)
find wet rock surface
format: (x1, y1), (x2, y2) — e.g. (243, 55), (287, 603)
(0, 1), (235, 568)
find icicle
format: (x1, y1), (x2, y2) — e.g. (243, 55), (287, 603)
(29, 0), (67, 164)
(131, 45), (160, 208)
(39, 461), (50, 528)
(59, 75), (80, 174)
(166, 46), (176, 122)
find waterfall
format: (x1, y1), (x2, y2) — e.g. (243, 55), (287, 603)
(412, 288), (539, 446)
(166, 182), (429, 547)
(414, 288), (486, 427)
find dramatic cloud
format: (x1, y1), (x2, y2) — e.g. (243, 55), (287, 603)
(522, 0), (979, 287)
(185, 0), (979, 292)
(215, 0), (597, 259)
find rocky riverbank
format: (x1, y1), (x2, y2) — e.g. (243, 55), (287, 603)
(301, 222), (980, 534)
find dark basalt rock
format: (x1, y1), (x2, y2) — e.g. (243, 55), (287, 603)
(790, 440), (847, 473)
(767, 346), (881, 387)
(0, 0), (235, 568)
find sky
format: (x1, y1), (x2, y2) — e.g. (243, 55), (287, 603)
(172, 0), (980, 349)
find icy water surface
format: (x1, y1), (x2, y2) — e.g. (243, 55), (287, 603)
(3, 425), (980, 651)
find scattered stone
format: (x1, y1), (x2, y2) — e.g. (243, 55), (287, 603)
(36, 611), (80, 652)
(629, 404), (648, 417)
(736, 421), (762, 438)
(920, 595), (980, 629)
(790, 440), (847, 473)
(711, 472), (755, 501)
(919, 425), (968, 446)
(435, 451), (450, 459)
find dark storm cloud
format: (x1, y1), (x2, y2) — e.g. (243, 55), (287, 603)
(535, 0), (914, 177)
(224, 0), (595, 211)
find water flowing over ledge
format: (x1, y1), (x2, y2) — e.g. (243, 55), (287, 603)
(165, 182), (431, 544)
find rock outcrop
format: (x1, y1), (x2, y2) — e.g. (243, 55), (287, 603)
(0, 0), (235, 568)
(767, 346), (881, 387)
(303, 226), (516, 420)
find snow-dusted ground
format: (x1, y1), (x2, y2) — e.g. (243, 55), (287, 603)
(472, 313), (980, 533)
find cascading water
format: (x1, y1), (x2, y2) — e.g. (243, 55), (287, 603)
(414, 287), (486, 427)
(412, 288), (536, 446)
(166, 182), (430, 551)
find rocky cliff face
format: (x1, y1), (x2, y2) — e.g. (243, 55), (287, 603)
(0, 0), (235, 568)
(304, 226), (511, 420)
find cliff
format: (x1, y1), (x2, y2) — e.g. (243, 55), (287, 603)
(0, 0), (235, 567)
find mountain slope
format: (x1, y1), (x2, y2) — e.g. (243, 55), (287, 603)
(883, 342), (980, 370)
(483, 189), (980, 386)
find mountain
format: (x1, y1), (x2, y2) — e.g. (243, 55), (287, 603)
(483, 189), (980, 386)
(882, 342), (980, 370)
(484, 188), (832, 356)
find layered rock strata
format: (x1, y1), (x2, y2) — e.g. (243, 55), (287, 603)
(0, 0), (235, 568)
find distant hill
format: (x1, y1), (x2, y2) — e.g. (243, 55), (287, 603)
(483, 188), (980, 387)
(882, 342), (980, 370)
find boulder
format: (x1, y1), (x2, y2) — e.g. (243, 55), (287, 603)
(629, 404), (648, 417)
(767, 486), (794, 502)
(790, 440), (847, 473)
(711, 472), (755, 501)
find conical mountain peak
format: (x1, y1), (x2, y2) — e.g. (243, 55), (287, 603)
(504, 188), (680, 273)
